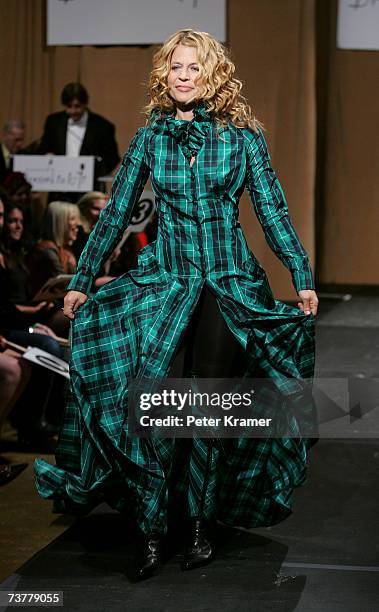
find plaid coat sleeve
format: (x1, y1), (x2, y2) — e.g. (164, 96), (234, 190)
(244, 128), (315, 293)
(67, 127), (150, 295)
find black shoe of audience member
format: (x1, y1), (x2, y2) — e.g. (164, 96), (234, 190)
(0, 463), (28, 486)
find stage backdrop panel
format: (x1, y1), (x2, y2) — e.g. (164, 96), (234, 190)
(47, 0), (226, 45)
(337, 0), (379, 50)
(0, 0), (315, 300)
(317, 0), (379, 286)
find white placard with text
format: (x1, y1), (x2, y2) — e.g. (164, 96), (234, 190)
(13, 155), (95, 192)
(338, 0), (379, 50)
(47, 0), (226, 45)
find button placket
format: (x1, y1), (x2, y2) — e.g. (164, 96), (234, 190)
(189, 161), (206, 277)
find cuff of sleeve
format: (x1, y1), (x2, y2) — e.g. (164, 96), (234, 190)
(292, 269), (315, 293)
(67, 272), (93, 295)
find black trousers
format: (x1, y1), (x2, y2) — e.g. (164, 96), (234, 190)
(161, 284), (246, 527)
(168, 283), (246, 378)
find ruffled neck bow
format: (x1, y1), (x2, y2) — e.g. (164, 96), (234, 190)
(150, 102), (212, 159)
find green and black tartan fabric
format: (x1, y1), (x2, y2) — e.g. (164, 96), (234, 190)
(34, 102), (315, 533)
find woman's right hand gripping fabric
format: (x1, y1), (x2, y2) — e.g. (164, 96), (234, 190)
(63, 290), (88, 320)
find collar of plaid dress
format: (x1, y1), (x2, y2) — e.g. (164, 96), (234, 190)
(150, 101), (212, 159)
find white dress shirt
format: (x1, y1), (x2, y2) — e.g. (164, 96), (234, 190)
(65, 111), (88, 157)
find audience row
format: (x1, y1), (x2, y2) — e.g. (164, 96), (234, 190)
(0, 172), (156, 473)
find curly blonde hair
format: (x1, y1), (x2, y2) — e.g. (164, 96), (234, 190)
(145, 29), (262, 131)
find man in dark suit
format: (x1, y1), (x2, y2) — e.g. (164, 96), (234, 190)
(38, 83), (120, 200)
(0, 120), (25, 183)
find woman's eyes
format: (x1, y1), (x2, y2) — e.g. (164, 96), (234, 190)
(171, 65), (200, 72)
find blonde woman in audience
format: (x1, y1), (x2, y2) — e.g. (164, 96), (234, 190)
(28, 201), (79, 295)
(73, 191), (108, 260)
(75, 191), (124, 287)
(77, 191), (108, 233)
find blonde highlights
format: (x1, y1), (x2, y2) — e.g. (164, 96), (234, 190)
(145, 29), (262, 131)
(77, 191), (108, 232)
(42, 201), (80, 247)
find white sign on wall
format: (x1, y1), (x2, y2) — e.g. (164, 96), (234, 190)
(13, 155), (95, 192)
(337, 0), (379, 50)
(47, 0), (226, 45)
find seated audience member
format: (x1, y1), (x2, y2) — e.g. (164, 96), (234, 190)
(0, 198), (67, 450)
(1, 171), (40, 242)
(0, 336), (29, 485)
(0, 120), (25, 182)
(1, 200), (32, 304)
(0, 195), (51, 329)
(73, 190), (108, 259)
(4, 325), (69, 451)
(1, 171), (31, 210)
(0, 334), (30, 425)
(108, 213), (156, 276)
(38, 82), (120, 201)
(76, 192), (156, 279)
(0, 195), (68, 337)
(1, 198), (55, 317)
(0, 290), (69, 450)
(0, 335), (31, 436)
(74, 191), (125, 288)
(27, 201), (79, 296)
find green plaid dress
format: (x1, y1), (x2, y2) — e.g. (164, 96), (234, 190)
(34, 102), (315, 534)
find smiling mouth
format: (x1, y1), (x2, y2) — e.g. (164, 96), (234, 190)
(176, 86), (193, 91)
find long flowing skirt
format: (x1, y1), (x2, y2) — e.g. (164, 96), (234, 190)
(34, 243), (316, 533)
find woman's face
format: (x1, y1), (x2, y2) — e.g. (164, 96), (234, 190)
(6, 207), (24, 242)
(167, 44), (201, 106)
(65, 211), (79, 245)
(87, 197), (107, 226)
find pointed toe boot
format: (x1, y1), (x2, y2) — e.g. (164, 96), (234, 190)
(137, 531), (163, 579)
(181, 518), (215, 571)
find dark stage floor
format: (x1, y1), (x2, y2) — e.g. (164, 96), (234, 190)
(1, 293), (378, 611)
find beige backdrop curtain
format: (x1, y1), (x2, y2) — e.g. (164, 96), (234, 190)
(317, 0), (379, 286)
(229, 0), (316, 299)
(0, 0), (316, 299)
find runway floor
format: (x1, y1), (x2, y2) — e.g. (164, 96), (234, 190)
(1, 292), (378, 611)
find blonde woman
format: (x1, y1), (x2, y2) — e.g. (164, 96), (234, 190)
(35, 29), (318, 578)
(75, 191), (126, 283)
(76, 191), (108, 234)
(28, 201), (79, 294)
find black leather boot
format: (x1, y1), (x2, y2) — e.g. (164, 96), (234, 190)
(181, 518), (215, 571)
(137, 531), (163, 579)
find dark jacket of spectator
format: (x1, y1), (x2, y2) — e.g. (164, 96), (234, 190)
(38, 110), (120, 180)
(27, 240), (76, 296)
